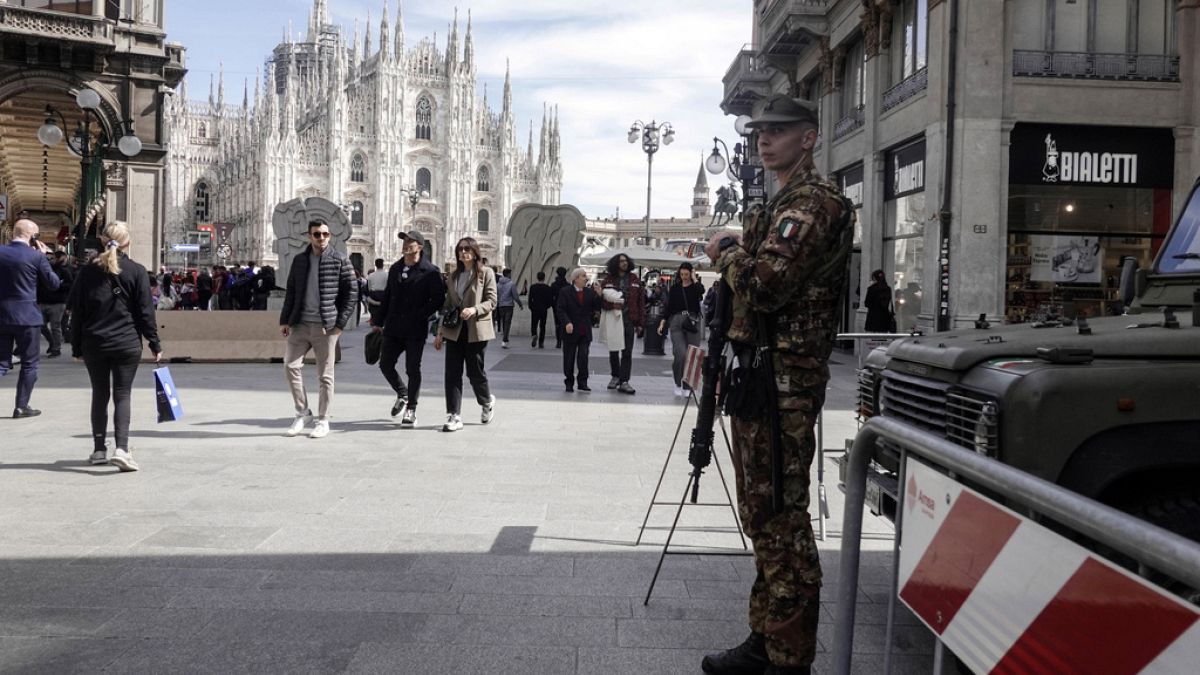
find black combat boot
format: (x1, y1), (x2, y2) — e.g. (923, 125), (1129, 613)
(701, 632), (770, 675)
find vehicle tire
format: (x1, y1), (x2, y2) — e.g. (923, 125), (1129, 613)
(1121, 491), (1200, 605)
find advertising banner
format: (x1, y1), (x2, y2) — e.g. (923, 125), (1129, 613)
(1028, 235), (1104, 284)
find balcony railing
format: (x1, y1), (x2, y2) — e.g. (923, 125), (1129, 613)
(761, 0), (833, 56)
(0, 4), (112, 46)
(833, 105), (865, 141)
(721, 45), (775, 116)
(1012, 50), (1180, 82)
(881, 67), (928, 114)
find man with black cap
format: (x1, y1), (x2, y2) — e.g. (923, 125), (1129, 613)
(372, 229), (446, 427)
(701, 94), (855, 675)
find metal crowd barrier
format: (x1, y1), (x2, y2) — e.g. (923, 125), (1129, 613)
(833, 416), (1200, 674)
(814, 332), (921, 540)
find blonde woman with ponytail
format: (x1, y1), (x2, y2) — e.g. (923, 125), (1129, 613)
(69, 221), (162, 472)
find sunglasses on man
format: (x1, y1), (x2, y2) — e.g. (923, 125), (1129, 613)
(310, 232), (331, 239)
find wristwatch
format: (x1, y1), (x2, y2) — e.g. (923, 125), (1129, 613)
(718, 237), (738, 253)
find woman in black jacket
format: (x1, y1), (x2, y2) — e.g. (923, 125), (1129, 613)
(657, 262), (704, 398)
(863, 269), (894, 333)
(555, 268), (602, 392)
(70, 222), (162, 472)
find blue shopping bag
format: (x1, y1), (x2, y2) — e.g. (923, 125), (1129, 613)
(154, 367), (184, 423)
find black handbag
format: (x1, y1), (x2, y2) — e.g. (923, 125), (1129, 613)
(681, 312), (699, 334)
(441, 307), (462, 330)
(364, 330), (383, 365)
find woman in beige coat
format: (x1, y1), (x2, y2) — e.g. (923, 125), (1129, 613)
(434, 237), (498, 432)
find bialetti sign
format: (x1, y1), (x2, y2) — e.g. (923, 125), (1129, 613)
(885, 139), (926, 200)
(1010, 123), (1173, 189)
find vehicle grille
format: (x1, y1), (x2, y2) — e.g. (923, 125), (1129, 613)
(856, 368), (877, 420)
(880, 371), (951, 435)
(879, 370), (999, 454)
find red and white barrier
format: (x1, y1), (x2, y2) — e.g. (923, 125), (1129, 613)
(898, 459), (1199, 674)
(683, 345), (705, 392)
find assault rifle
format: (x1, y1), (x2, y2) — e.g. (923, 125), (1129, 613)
(687, 277), (732, 503)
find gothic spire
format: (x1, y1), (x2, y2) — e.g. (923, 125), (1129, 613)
(208, 73), (214, 107)
(463, 9), (474, 69)
(243, 78), (248, 110)
(351, 18), (360, 63)
(394, 0), (405, 55)
(364, 10), (372, 59)
(254, 66), (261, 108)
(502, 59), (512, 116)
(217, 62), (225, 109)
(694, 155), (708, 190)
(447, 8), (459, 67)
(380, 0), (390, 60)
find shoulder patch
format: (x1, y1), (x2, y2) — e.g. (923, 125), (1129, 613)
(774, 209), (814, 242)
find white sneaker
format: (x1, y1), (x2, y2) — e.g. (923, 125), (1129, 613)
(481, 395), (496, 424)
(109, 448), (139, 472)
(401, 407), (417, 427)
(309, 419), (330, 439)
(442, 414), (463, 432)
(502, 341), (509, 349)
(286, 411), (313, 437)
(673, 385), (684, 398)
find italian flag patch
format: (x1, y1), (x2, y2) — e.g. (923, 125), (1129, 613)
(779, 218), (801, 239)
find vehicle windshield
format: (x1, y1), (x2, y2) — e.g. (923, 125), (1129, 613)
(1156, 182), (1200, 274)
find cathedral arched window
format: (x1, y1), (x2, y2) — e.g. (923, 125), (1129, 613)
(350, 154), (366, 183)
(477, 209), (489, 233)
(416, 168), (432, 194)
(351, 201), (364, 226)
(197, 122), (207, 139)
(476, 166), (491, 192)
(193, 181), (211, 223)
(415, 96), (432, 141)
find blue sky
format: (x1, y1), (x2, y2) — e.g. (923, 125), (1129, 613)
(165, 0), (751, 219)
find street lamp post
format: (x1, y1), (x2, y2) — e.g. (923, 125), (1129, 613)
(704, 114), (756, 226)
(36, 88), (142, 262)
(399, 185), (429, 256)
(627, 120), (675, 246)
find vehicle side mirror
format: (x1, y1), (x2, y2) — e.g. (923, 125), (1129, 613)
(1118, 256), (1138, 307)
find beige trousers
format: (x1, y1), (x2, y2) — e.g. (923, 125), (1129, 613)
(284, 323), (339, 419)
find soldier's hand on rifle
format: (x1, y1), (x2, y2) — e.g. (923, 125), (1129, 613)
(704, 230), (742, 261)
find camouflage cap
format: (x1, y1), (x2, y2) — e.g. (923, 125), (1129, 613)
(745, 94), (819, 129)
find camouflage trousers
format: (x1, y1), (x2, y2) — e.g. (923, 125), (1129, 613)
(729, 359), (827, 667)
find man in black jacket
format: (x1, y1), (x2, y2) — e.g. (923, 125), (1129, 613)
(279, 220), (356, 439)
(548, 266), (570, 349)
(555, 268), (602, 392)
(39, 251), (74, 358)
(373, 230), (446, 427)
(527, 271), (555, 349)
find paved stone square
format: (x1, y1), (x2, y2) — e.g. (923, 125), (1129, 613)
(0, 324), (931, 674)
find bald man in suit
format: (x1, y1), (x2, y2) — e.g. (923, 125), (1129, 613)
(0, 219), (60, 418)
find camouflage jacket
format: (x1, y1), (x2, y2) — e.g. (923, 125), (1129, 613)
(716, 167), (855, 362)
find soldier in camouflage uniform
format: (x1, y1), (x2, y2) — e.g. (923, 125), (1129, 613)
(701, 95), (855, 675)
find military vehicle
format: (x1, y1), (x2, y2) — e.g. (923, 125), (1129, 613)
(853, 176), (1200, 552)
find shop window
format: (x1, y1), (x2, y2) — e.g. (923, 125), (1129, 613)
(416, 168), (431, 194)
(884, 193), (925, 332)
(415, 96), (432, 140)
(1005, 184), (1167, 322)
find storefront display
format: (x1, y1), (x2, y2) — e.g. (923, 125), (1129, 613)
(1006, 124), (1174, 322)
(884, 138), (926, 332)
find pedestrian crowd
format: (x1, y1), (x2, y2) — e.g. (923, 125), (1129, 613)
(1, 214), (706, 466)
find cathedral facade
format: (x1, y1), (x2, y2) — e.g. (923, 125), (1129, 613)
(163, 0), (563, 269)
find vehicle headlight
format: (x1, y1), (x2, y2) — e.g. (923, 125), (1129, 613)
(973, 402), (998, 455)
